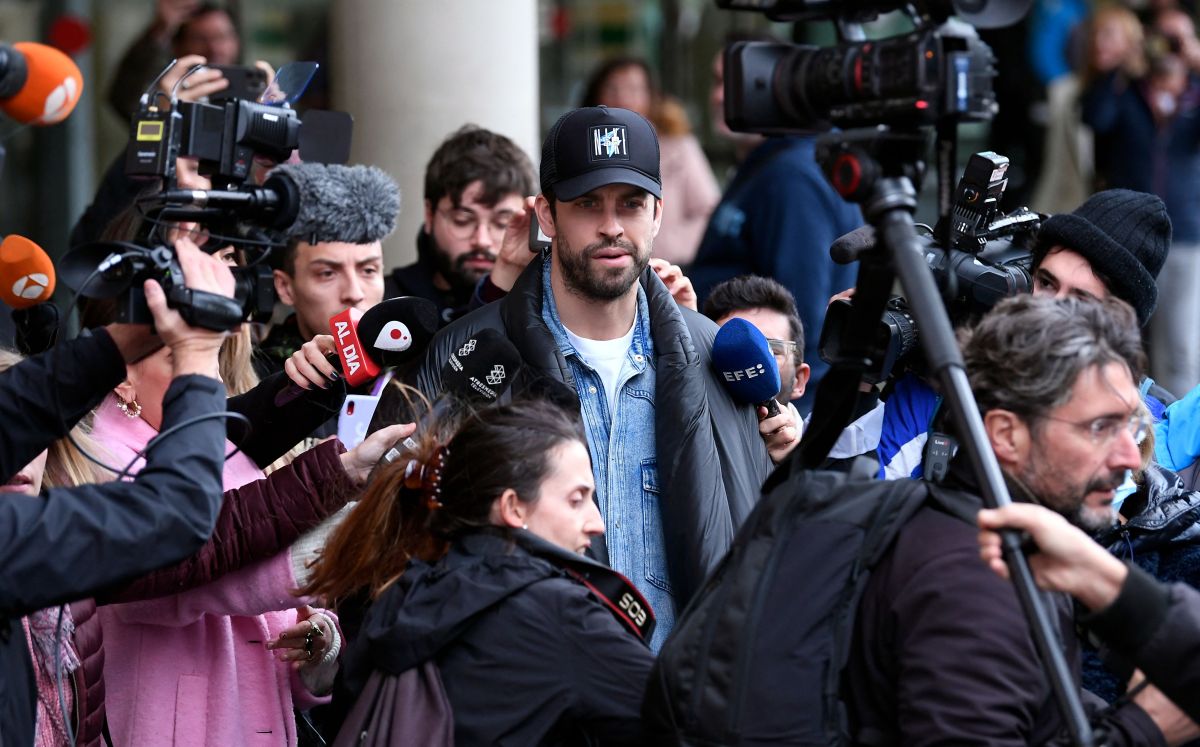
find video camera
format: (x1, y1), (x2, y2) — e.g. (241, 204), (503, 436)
(819, 151), (1040, 383)
(718, 0), (1031, 133)
(62, 61), (353, 331)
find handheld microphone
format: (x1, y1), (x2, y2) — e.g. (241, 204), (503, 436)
(384, 328), (523, 462)
(712, 318), (783, 418)
(144, 162), (401, 240)
(0, 234), (56, 309)
(274, 297), (441, 406)
(13, 302), (60, 354)
(0, 42), (83, 125)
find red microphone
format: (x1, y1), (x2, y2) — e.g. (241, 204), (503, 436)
(0, 42), (83, 126)
(330, 307), (381, 388)
(0, 234), (56, 309)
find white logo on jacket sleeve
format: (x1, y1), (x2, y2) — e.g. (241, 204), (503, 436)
(373, 321), (412, 352)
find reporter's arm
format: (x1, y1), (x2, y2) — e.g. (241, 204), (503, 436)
(0, 373), (226, 615)
(97, 439), (355, 604)
(1084, 568), (1200, 721)
(0, 329), (127, 480)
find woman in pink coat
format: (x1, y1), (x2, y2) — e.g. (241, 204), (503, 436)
(92, 342), (342, 746)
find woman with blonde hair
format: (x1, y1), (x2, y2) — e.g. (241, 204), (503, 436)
(0, 346), (409, 746)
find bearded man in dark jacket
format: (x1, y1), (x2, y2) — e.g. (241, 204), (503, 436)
(415, 106), (773, 650)
(845, 294), (1197, 745)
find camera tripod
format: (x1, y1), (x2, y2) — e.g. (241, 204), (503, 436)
(792, 126), (1097, 747)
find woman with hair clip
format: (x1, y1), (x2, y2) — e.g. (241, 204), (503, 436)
(0, 347), (410, 747)
(304, 398), (656, 746)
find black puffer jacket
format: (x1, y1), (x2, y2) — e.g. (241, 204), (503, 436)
(344, 530), (655, 746)
(414, 254), (773, 603)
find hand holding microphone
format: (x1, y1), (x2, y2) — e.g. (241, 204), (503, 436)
(713, 318), (800, 463)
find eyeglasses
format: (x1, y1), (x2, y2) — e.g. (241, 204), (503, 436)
(437, 206), (516, 241)
(1039, 410), (1151, 446)
(766, 338), (798, 359)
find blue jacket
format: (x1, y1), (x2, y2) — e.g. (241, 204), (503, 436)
(689, 136), (863, 413)
(1082, 71), (1200, 242)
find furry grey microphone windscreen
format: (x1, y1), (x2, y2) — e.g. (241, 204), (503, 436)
(272, 163), (401, 245)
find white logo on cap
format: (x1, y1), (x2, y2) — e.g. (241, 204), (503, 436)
(373, 321), (412, 352)
(458, 339), (477, 357)
(592, 126), (628, 159)
(486, 365), (507, 386)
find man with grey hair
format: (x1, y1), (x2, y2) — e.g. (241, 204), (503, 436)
(844, 294), (1196, 744)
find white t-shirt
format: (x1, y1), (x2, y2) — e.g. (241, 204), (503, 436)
(564, 321), (636, 416)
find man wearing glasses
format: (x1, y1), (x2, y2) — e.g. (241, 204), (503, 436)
(386, 125), (537, 326)
(703, 275), (812, 463)
(844, 293), (1194, 745)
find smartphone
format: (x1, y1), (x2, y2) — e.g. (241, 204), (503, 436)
(529, 218), (552, 253)
(338, 394), (381, 450)
(208, 64), (269, 103)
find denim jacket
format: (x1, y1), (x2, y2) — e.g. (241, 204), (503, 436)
(541, 265), (676, 650)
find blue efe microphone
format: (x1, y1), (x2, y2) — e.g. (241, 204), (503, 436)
(712, 318), (782, 418)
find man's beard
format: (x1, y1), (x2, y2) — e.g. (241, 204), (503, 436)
(1018, 455), (1126, 534)
(432, 239), (496, 292)
(557, 234), (650, 301)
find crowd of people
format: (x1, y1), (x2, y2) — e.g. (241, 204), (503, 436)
(3, 0), (1200, 745)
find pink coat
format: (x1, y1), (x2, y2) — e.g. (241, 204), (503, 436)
(92, 396), (333, 746)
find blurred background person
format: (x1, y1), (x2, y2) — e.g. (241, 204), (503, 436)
(1084, 5), (1200, 398)
(107, 0), (241, 121)
(581, 56), (719, 266)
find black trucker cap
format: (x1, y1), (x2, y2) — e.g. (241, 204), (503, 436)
(540, 105), (662, 201)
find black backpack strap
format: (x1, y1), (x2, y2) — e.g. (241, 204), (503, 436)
(925, 483), (984, 525)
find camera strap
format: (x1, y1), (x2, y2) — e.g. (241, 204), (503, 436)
(516, 531), (656, 644)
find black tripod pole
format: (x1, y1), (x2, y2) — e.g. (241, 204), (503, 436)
(866, 175), (1096, 747)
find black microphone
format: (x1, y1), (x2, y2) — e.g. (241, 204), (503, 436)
(830, 225), (877, 265)
(273, 296), (440, 407)
(12, 302), (59, 354)
(383, 328), (523, 463)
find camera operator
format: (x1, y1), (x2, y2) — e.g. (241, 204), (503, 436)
(844, 294), (1195, 745)
(0, 237), (235, 744)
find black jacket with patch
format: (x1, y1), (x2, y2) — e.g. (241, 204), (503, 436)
(344, 530), (654, 746)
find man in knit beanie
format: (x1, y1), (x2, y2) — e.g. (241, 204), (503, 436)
(1030, 189), (1200, 482)
(1031, 188), (1171, 329)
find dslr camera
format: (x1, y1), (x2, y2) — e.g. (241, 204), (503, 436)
(819, 151), (1040, 383)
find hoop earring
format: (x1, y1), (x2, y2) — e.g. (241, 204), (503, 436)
(117, 398), (142, 418)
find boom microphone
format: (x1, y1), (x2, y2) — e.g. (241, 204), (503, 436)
(712, 318), (783, 417)
(0, 42), (83, 125)
(147, 162), (401, 240)
(0, 234), (56, 309)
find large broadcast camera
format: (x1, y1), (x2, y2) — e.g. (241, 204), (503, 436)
(61, 61), (353, 331)
(719, 0), (1040, 385)
(819, 150), (1040, 383)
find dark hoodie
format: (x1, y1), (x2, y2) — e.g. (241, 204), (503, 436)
(343, 530), (654, 746)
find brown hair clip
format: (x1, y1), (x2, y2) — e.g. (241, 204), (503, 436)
(404, 445), (449, 510)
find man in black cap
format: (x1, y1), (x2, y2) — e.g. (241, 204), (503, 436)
(415, 106), (773, 650)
